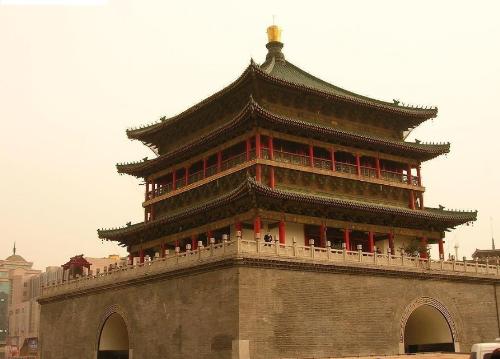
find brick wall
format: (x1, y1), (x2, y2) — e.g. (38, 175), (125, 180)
(39, 266), (239, 359)
(238, 265), (499, 359)
(39, 259), (499, 359)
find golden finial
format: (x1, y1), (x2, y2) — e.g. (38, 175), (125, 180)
(267, 16), (282, 43)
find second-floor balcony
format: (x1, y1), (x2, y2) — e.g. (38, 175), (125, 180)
(145, 134), (421, 202)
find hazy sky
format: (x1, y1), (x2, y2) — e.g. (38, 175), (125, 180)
(1, 0), (499, 269)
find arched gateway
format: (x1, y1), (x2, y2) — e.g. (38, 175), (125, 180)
(400, 297), (459, 354)
(97, 312), (130, 359)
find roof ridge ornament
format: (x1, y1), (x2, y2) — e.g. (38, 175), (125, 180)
(265, 23), (285, 63)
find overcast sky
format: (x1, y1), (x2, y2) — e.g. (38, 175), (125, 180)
(1, 0), (499, 269)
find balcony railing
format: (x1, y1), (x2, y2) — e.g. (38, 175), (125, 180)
(146, 148), (421, 200)
(41, 236), (499, 299)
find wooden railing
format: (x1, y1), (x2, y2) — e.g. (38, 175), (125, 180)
(146, 149), (421, 200)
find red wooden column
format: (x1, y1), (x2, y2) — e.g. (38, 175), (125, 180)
(255, 134), (262, 182)
(420, 237), (428, 259)
(172, 170), (177, 190)
(319, 224), (327, 248)
(407, 164), (413, 185)
(150, 204), (155, 221)
(160, 243), (166, 258)
(185, 167), (189, 186)
(309, 144), (314, 167)
(206, 230), (213, 245)
(217, 151), (222, 172)
(375, 157), (381, 179)
(139, 248), (145, 264)
(278, 220), (286, 244)
(330, 147), (336, 171)
(416, 165), (422, 186)
(438, 238), (445, 259)
(356, 154), (361, 176)
(409, 190), (416, 210)
(388, 232), (395, 255)
(145, 180), (150, 201)
(203, 158), (207, 179)
(268, 135), (275, 188)
(246, 137), (252, 161)
(368, 231), (375, 253)
(253, 216), (261, 239)
(343, 229), (351, 251)
(235, 221), (242, 236)
(128, 248), (134, 264)
(255, 134), (261, 158)
(191, 235), (197, 250)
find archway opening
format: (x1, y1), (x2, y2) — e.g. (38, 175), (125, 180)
(404, 305), (454, 353)
(98, 313), (129, 359)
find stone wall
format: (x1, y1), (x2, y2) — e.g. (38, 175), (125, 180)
(39, 266), (239, 359)
(238, 264), (500, 359)
(39, 257), (500, 359)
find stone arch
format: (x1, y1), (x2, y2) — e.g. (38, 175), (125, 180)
(95, 304), (133, 359)
(399, 296), (460, 354)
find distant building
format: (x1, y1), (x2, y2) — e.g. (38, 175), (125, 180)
(472, 237), (500, 264)
(0, 248), (124, 359)
(0, 245), (40, 359)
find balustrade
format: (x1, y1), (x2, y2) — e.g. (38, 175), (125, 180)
(146, 141), (422, 201)
(41, 236), (499, 299)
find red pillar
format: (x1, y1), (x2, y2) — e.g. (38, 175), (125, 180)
(269, 167), (275, 188)
(278, 220), (286, 244)
(139, 248), (145, 264)
(191, 235), (197, 250)
(172, 170), (177, 190)
(160, 243), (166, 258)
(356, 154), (361, 176)
(217, 151), (222, 172)
(420, 193), (424, 209)
(268, 136), (274, 160)
(309, 144), (314, 167)
(150, 204), (155, 221)
(255, 134), (262, 182)
(438, 238), (444, 259)
(268, 136), (275, 187)
(416, 165), (422, 186)
(420, 237), (428, 259)
(246, 138), (251, 161)
(206, 231), (213, 245)
(255, 134), (261, 159)
(344, 229), (351, 251)
(330, 148), (336, 171)
(388, 232), (395, 255)
(253, 216), (261, 239)
(203, 158), (207, 178)
(185, 167), (189, 186)
(319, 224), (327, 248)
(128, 251), (133, 264)
(375, 158), (381, 178)
(407, 164), (413, 185)
(368, 231), (375, 253)
(145, 180), (150, 201)
(409, 190), (416, 210)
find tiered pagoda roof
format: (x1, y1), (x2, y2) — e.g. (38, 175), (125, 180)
(117, 99), (448, 178)
(126, 54), (437, 154)
(98, 177), (476, 246)
(99, 27), (476, 248)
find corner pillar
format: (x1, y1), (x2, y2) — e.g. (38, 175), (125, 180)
(344, 229), (351, 251)
(368, 231), (374, 253)
(278, 220), (286, 244)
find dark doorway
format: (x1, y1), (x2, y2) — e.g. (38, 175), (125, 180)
(97, 313), (129, 359)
